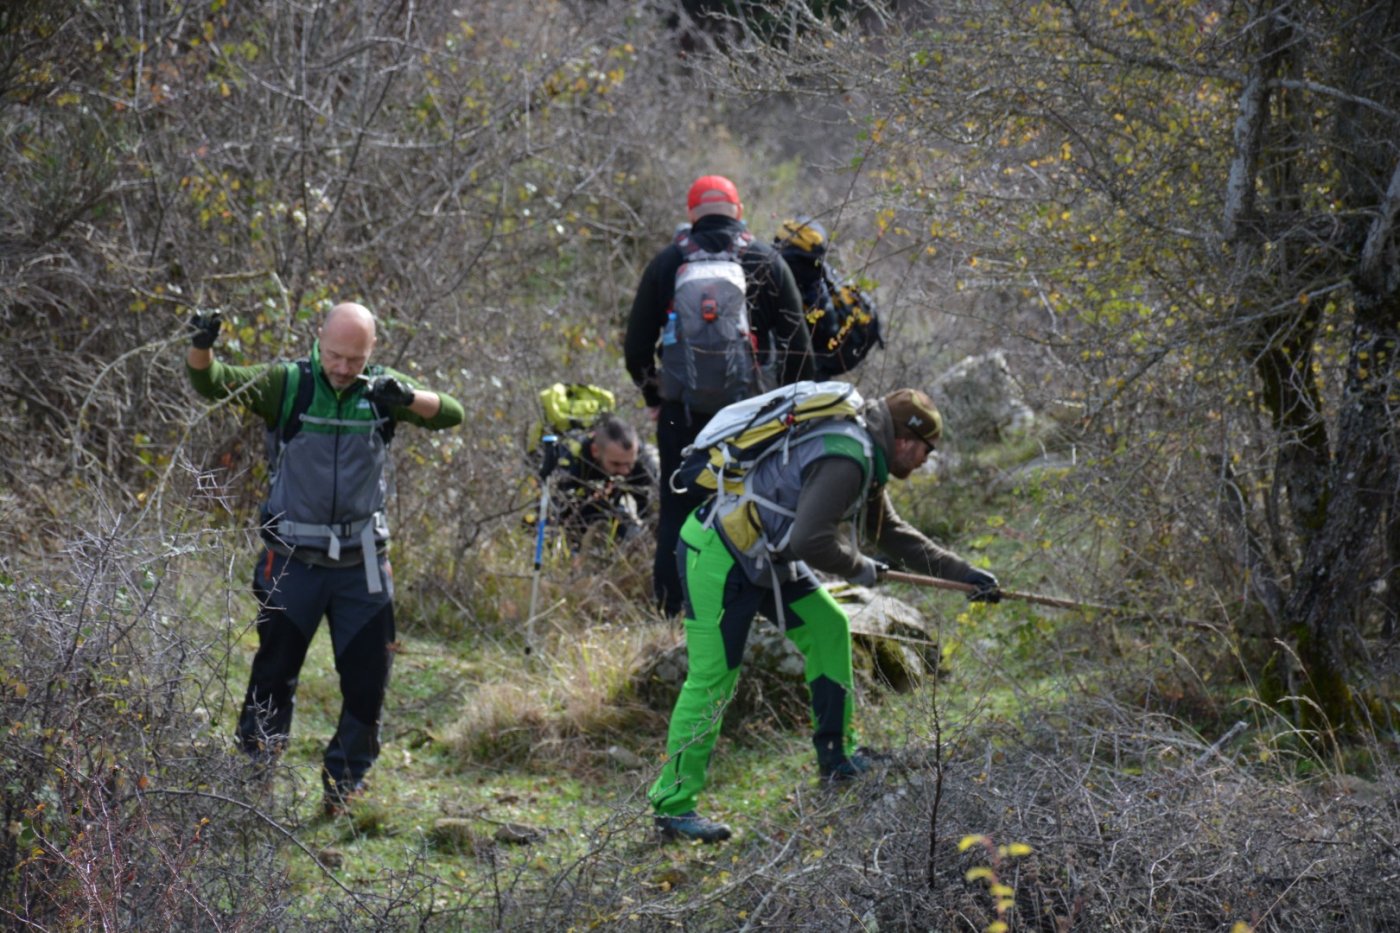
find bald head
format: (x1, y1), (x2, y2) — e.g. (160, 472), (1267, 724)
(319, 302), (378, 390)
(325, 302), (376, 336)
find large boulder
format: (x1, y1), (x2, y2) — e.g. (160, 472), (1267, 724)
(930, 350), (1035, 446)
(837, 582), (940, 691)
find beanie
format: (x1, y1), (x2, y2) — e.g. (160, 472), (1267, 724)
(884, 388), (943, 446)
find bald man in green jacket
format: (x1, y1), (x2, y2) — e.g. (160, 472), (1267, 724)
(187, 302), (462, 815)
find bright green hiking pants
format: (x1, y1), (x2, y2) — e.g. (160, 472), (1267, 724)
(649, 513), (857, 817)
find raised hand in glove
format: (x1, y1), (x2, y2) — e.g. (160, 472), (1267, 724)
(850, 557), (889, 587)
(362, 374), (415, 409)
(187, 311), (223, 349)
(964, 568), (1002, 603)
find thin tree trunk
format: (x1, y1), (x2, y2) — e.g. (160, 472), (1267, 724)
(1286, 307), (1400, 727)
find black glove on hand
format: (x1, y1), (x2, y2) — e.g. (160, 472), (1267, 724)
(964, 568), (1002, 603)
(851, 557), (889, 587)
(187, 311), (222, 350)
(363, 374), (415, 409)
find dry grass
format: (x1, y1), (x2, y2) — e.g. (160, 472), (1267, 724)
(440, 594), (673, 771)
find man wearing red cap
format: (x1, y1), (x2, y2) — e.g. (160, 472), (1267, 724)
(625, 174), (815, 616)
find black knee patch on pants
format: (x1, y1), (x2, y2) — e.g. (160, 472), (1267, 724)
(809, 675), (848, 769)
(718, 566), (764, 670)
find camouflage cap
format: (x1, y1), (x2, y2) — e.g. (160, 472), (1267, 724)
(884, 388), (943, 446)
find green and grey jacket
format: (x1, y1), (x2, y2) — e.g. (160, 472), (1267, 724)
(786, 400), (976, 583)
(188, 342), (463, 591)
(706, 417), (885, 586)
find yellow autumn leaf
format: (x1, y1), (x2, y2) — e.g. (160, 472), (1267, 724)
(957, 834), (986, 852)
(965, 866), (995, 882)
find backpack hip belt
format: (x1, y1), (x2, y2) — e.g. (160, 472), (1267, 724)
(273, 512), (387, 593)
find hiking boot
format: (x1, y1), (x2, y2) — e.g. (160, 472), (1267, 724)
(322, 779), (369, 817)
(654, 811), (732, 843)
(821, 747), (888, 783)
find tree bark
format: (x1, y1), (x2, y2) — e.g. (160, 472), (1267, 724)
(1286, 304), (1399, 726)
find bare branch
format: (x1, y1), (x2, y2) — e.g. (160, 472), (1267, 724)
(1357, 158), (1400, 295)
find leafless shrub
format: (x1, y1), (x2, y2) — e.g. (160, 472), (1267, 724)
(0, 517), (294, 927)
(508, 696), (1398, 932)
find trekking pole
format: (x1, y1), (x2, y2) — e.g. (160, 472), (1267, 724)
(525, 435), (560, 655)
(882, 570), (1123, 614)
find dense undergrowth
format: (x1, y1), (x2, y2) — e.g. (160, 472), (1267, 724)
(3, 441), (1397, 932)
(4, 0), (1399, 927)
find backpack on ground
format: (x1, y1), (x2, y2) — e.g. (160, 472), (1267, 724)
(658, 229), (761, 414)
(526, 382), (616, 454)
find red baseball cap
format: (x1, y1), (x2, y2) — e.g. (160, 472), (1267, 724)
(686, 175), (742, 219)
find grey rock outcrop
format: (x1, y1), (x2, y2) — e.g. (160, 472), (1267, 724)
(930, 350), (1035, 445)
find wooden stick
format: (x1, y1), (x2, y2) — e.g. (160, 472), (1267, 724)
(882, 570), (1123, 614)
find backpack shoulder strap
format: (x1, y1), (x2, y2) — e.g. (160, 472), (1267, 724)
(810, 420), (875, 481)
(676, 229), (751, 263)
(277, 359), (315, 444)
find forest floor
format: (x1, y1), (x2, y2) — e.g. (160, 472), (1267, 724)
(183, 460), (1400, 930)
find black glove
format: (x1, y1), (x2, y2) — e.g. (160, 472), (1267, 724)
(187, 311), (222, 349)
(851, 557), (889, 587)
(964, 568), (1002, 603)
(363, 374), (415, 409)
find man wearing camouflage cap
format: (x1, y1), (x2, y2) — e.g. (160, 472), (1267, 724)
(650, 387), (1000, 843)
